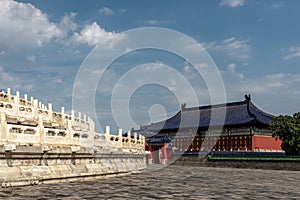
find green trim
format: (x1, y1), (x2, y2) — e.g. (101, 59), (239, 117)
(208, 155), (300, 162)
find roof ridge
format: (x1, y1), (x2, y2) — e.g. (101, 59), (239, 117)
(182, 100), (247, 112)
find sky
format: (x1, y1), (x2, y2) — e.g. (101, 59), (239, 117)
(0, 0), (299, 133)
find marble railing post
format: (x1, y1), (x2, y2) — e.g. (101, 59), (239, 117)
(33, 100), (38, 118)
(0, 112), (7, 143)
(66, 112), (73, 145)
(134, 132), (137, 146)
(61, 107), (65, 123)
(105, 126), (110, 146)
(118, 128), (123, 147)
(38, 117), (44, 146)
(71, 110), (75, 124)
(87, 119), (95, 147)
(7, 88), (11, 102)
(24, 94), (27, 105)
(138, 134), (142, 150)
(14, 91), (20, 116)
(78, 112), (81, 123)
(48, 103), (53, 121)
(127, 130), (131, 149)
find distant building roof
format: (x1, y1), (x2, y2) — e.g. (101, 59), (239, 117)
(144, 95), (274, 132)
(147, 136), (172, 143)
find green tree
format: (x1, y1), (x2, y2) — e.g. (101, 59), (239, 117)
(270, 112), (300, 155)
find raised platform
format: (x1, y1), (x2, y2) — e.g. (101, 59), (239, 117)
(171, 154), (300, 171)
(0, 146), (146, 187)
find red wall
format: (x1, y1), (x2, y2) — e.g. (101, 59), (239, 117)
(252, 136), (282, 151)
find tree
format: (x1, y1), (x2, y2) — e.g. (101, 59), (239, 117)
(270, 112), (300, 155)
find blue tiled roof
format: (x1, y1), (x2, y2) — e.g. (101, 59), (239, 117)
(144, 98), (274, 131)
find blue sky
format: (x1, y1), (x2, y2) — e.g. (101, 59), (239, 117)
(0, 0), (299, 132)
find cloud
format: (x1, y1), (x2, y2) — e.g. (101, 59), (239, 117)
(0, 66), (14, 82)
(0, 51), (5, 56)
(283, 47), (300, 60)
(223, 71), (300, 115)
(203, 37), (251, 59)
(98, 7), (114, 15)
(59, 12), (77, 35)
(0, 1), (123, 51)
(240, 73), (300, 94)
(144, 20), (159, 25)
(227, 63), (244, 79)
(271, 2), (285, 9)
(26, 55), (36, 63)
(71, 22), (126, 48)
(220, 0), (245, 7)
(0, 0), (62, 50)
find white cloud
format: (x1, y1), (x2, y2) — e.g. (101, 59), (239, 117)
(118, 8), (127, 13)
(0, 1), (123, 51)
(0, 51), (5, 56)
(0, 0), (62, 50)
(284, 47), (300, 60)
(271, 2), (285, 9)
(242, 73), (300, 94)
(220, 0), (245, 7)
(204, 37), (251, 59)
(223, 71), (300, 115)
(0, 66), (14, 82)
(59, 12), (77, 35)
(222, 37), (250, 59)
(227, 63), (236, 73)
(71, 22), (126, 48)
(98, 7), (114, 15)
(144, 20), (159, 25)
(51, 78), (63, 84)
(226, 63), (244, 79)
(26, 55), (36, 63)
(195, 63), (208, 70)
(144, 63), (166, 72)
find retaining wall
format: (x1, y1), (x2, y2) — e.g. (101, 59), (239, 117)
(0, 146), (146, 187)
